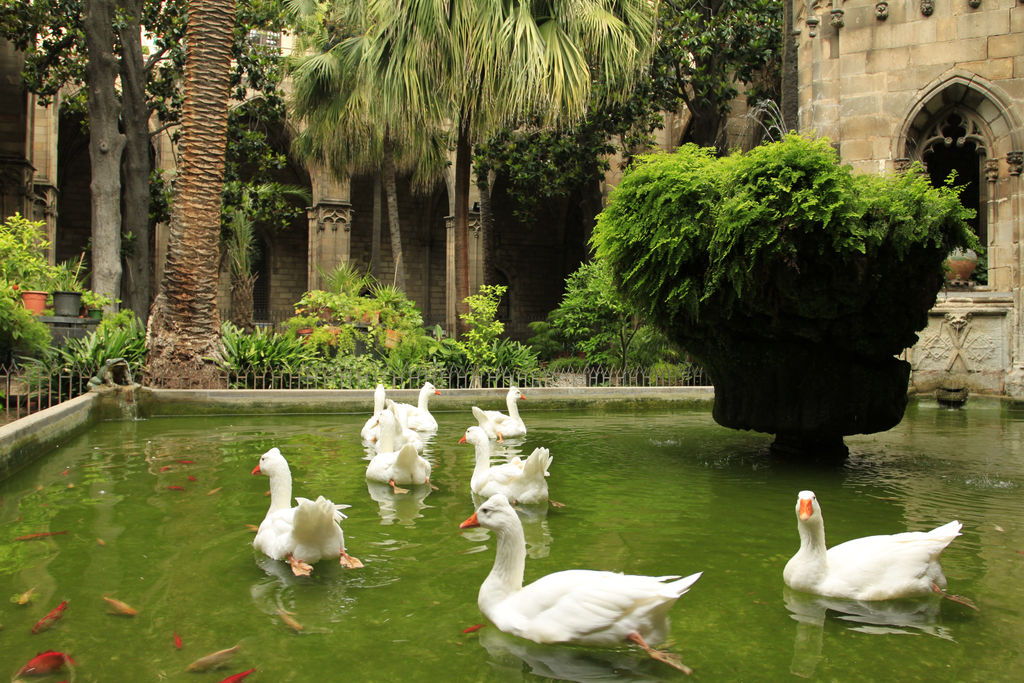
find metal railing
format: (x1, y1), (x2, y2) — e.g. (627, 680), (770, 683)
(3, 360), (711, 423)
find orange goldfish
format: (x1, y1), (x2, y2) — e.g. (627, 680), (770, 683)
(31, 600), (68, 633)
(219, 669), (256, 683)
(186, 644), (241, 672)
(103, 595), (138, 616)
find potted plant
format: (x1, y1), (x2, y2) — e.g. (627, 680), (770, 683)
(81, 290), (115, 319)
(283, 313), (320, 337)
(0, 214), (52, 314)
(944, 247), (979, 285)
(50, 254), (87, 316)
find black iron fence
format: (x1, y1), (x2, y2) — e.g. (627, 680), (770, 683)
(2, 360), (711, 424)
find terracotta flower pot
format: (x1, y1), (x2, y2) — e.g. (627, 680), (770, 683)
(20, 290), (49, 314)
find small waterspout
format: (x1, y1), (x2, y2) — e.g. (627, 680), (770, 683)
(88, 358), (139, 421)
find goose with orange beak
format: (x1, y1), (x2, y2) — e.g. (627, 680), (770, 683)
(459, 494), (701, 673)
(783, 490), (970, 604)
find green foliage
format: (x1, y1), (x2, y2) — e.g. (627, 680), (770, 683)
(459, 284), (506, 371)
(0, 279), (52, 363)
(0, 213), (52, 290)
(650, 0), (782, 149)
(474, 80), (664, 224)
(491, 338), (540, 376)
(33, 310), (146, 393)
(593, 134), (978, 359)
(216, 321), (318, 374)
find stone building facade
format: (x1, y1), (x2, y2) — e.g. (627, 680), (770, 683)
(794, 0), (1024, 397)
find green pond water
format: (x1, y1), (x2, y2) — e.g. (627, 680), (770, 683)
(1, 398), (1023, 681)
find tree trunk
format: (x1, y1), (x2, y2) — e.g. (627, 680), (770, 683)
(145, 0), (235, 388)
(381, 133), (405, 290)
(454, 117), (472, 337)
(83, 0), (125, 313)
(118, 0), (152, 322)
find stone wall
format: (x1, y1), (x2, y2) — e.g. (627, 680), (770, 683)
(797, 0), (1024, 397)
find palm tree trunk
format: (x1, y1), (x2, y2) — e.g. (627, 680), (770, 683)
(145, 0), (235, 388)
(476, 168), (496, 286)
(382, 133), (405, 290)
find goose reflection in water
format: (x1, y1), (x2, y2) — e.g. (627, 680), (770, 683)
(478, 626), (663, 682)
(785, 588), (952, 678)
(366, 480), (432, 526)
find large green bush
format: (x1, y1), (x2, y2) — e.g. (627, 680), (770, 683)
(593, 134), (977, 450)
(593, 134), (977, 360)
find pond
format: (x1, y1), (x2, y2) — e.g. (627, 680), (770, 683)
(1, 398), (1022, 681)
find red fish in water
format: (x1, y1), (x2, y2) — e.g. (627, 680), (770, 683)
(167, 485), (185, 491)
(177, 459), (196, 464)
(219, 669), (256, 683)
(14, 531), (67, 541)
(31, 600), (68, 633)
(174, 631), (183, 649)
(16, 650), (76, 675)
(188, 475), (198, 482)
(462, 623), (486, 634)
(159, 465), (173, 472)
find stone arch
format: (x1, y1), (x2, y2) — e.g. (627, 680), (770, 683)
(894, 72), (1023, 289)
(895, 71), (1022, 163)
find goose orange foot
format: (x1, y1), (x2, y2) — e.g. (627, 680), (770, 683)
(340, 551), (363, 569)
(626, 632), (692, 675)
(388, 478), (409, 495)
(287, 554), (313, 577)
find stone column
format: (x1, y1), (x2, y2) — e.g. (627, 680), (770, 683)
(307, 202), (353, 290)
(1006, 151), (1024, 396)
(467, 209), (482, 294)
(445, 215), (456, 334)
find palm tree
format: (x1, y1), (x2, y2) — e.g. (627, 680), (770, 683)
(294, 0), (658, 335)
(289, 4), (448, 292)
(145, 0), (236, 388)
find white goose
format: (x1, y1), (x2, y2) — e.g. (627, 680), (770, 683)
(366, 434), (432, 493)
(378, 401), (424, 451)
(251, 447), (362, 575)
(460, 494), (702, 673)
(472, 386), (527, 441)
(460, 426), (552, 505)
(389, 382), (441, 432)
(783, 490), (963, 601)
(359, 383), (388, 441)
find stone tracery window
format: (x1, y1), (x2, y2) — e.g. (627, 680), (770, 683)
(911, 109), (989, 249)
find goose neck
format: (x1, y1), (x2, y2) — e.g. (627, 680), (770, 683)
(267, 471), (293, 513)
(482, 521), (526, 607)
(506, 394), (521, 420)
(796, 517), (828, 562)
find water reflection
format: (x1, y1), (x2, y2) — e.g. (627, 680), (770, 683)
(478, 626), (663, 682)
(365, 480), (432, 526)
(784, 587), (951, 678)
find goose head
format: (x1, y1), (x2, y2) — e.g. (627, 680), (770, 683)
(460, 493), (517, 531)
(796, 490), (821, 522)
(459, 425), (490, 448)
(252, 447), (288, 478)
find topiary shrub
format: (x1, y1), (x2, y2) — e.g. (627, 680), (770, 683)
(593, 134), (976, 458)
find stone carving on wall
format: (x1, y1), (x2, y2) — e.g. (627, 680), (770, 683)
(920, 0), (934, 16)
(875, 1), (889, 20)
(310, 203), (352, 233)
(1008, 151), (1023, 176)
(985, 158), (1000, 184)
(915, 312), (998, 373)
(967, 0), (981, 9)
